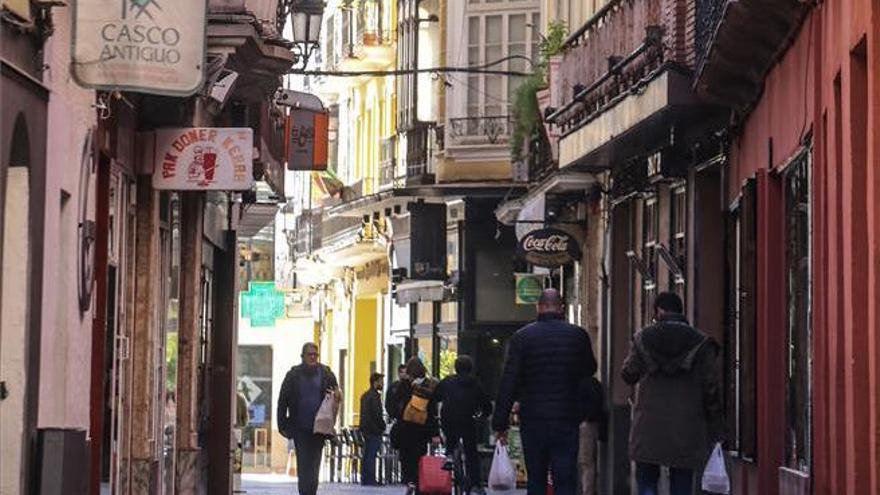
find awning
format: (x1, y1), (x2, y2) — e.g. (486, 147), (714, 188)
(395, 280), (445, 305)
(494, 172), (598, 240)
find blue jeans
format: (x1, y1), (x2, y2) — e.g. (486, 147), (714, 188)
(636, 462), (693, 495)
(519, 421), (579, 495)
(361, 434), (382, 485)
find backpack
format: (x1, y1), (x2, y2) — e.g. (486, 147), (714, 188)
(402, 378), (435, 425)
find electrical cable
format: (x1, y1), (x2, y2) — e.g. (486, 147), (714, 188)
(289, 55), (536, 77)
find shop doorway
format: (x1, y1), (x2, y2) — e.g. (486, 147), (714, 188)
(0, 114), (32, 495)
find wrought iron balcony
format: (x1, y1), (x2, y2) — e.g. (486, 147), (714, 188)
(405, 123), (440, 182)
(448, 116), (513, 146)
(338, 0), (395, 69)
(694, 0), (812, 112)
(292, 209), (324, 258)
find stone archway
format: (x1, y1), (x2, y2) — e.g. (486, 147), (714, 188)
(0, 112), (32, 495)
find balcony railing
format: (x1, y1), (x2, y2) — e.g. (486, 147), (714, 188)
(548, 0), (671, 132)
(695, 0), (727, 74)
(293, 209), (323, 258)
(339, 0), (393, 62)
(448, 116), (513, 146)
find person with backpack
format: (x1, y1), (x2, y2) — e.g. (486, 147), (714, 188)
(435, 355), (493, 495)
(277, 343), (340, 495)
(621, 292), (722, 495)
(388, 357), (441, 495)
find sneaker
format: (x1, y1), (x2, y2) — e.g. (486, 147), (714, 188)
(405, 483), (416, 495)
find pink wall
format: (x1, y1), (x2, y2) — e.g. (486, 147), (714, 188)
(727, 1), (880, 494)
(39, 5), (98, 430)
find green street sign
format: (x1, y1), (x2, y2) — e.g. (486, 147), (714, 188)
(240, 282), (285, 327)
(515, 273), (545, 305)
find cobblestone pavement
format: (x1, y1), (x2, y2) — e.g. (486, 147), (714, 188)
(239, 474), (526, 495)
(239, 475), (407, 495)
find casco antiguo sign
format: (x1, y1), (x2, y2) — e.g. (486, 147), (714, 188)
(72, 0), (207, 95)
(517, 228), (582, 267)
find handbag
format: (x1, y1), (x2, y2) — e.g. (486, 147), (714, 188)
(419, 454), (452, 494)
(403, 394), (429, 424)
(313, 392), (338, 436)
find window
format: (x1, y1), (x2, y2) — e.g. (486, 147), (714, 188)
(642, 195), (659, 324)
(784, 151), (811, 472)
(725, 180), (757, 459)
(465, 10), (540, 124)
(670, 185), (687, 297)
(397, 0), (418, 128)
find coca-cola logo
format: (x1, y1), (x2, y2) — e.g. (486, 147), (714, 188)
(517, 228), (581, 267)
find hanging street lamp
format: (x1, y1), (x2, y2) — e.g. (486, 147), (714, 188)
(277, 0), (326, 67)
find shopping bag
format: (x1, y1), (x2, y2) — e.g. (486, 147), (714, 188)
(419, 454), (452, 494)
(701, 442), (730, 494)
(488, 444), (517, 490)
(313, 392), (338, 436)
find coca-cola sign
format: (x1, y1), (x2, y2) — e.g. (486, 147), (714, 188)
(517, 228), (581, 267)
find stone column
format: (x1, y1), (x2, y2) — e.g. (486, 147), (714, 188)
(129, 176), (161, 493)
(176, 192), (204, 494)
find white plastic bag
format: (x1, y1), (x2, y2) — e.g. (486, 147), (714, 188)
(312, 392), (337, 435)
(701, 442), (730, 494)
(488, 444), (516, 491)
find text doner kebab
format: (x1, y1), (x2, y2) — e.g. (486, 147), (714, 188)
(161, 129), (249, 181)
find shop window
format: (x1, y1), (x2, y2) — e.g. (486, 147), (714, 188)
(784, 151), (812, 472)
(725, 180), (757, 459)
(237, 346), (274, 469)
(669, 186), (687, 298)
(642, 196), (659, 324)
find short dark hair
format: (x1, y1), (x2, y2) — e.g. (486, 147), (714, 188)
(370, 372), (384, 385)
(398, 364), (407, 372)
(654, 292), (684, 314)
(454, 355), (474, 375)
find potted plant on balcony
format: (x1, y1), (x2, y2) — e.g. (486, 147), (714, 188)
(511, 21), (568, 166)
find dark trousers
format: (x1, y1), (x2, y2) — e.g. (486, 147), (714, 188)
(519, 421), (579, 495)
(635, 462), (693, 495)
(399, 440), (427, 486)
(443, 424), (481, 490)
(361, 434), (382, 485)
(292, 429), (325, 495)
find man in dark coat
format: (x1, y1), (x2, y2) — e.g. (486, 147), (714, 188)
(385, 364), (408, 417)
(622, 292), (723, 495)
(359, 372), (386, 485)
(277, 343), (339, 495)
(436, 355), (493, 494)
(493, 289), (598, 495)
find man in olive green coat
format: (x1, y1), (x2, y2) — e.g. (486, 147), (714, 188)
(622, 292), (723, 495)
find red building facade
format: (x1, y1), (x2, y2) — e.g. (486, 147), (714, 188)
(700, 1), (879, 493)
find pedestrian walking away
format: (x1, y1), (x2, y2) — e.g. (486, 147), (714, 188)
(386, 364), (409, 417)
(435, 355), (493, 495)
(277, 343), (341, 495)
(360, 372), (387, 486)
(387, 357), (441, 495)
(493, 289), (598, 495)
(621, 292), (723, 495)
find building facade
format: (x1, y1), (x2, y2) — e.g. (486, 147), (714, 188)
(1, 0), (295, 493)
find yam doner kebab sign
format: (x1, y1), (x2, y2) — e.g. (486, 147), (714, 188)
(72, 0), (207, 95)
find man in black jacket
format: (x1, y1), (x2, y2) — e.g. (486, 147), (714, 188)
(359, 372), (386, 485)
(277, 343), (339, 495)
(493, 289), (598, 495)
(436, 355), (493, 494)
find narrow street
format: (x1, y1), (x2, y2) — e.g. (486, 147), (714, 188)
(2, 0), (880, 494)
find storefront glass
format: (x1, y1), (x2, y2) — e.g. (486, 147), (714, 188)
(237, 345), (274, 471)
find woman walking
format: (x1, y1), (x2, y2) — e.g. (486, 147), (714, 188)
(388, 357), (441, 495)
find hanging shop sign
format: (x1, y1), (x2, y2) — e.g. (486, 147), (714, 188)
(71, 0), (207, 95)
(515, 273), (546, 305)
(151, 127), (254, 191)
(517, 228), (582, 268)
(286, 109), (329, 171)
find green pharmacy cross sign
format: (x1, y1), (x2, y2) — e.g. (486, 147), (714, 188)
(240, 282), (285, 327)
